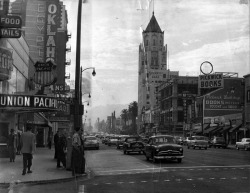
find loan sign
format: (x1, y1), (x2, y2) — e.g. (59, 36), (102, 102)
(198, 73), (224, 89)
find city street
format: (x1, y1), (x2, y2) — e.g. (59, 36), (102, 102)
(2, 142), (250, 193)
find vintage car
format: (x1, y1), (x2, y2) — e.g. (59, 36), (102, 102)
(183, 137), (192, 146)
(187, 136), (209, 150)
(174, 136), (184, 145)
(107, 136), (119, 146)
(210, 136), (227, 148)
(123, 136), (144, 154)
(144, 135), (184, 163)
(116, 136), (127, 149)
(84, 136), (99, 150)
(236, 138), (250, 151)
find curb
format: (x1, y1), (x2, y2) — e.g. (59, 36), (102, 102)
(0, 172), (91, 188)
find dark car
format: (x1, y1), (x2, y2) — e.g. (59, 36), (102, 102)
(210, 137), (227, 148)
(123, 136), (144, 155)
(116, 136), (128, 149)
(144, 135), (184, 163)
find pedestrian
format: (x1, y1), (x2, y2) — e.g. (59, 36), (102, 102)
(20, 126), (36, 175)
(48, 133), (52, 149)
(56, 130), (67, 168)
(7, 129), (16, 162)
(71, 127), (85, 176)
(54, 131), (59, 159)
(16, 131), (22, 155)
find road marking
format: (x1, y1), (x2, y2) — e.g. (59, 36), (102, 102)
(117, 182), (124, 184)
(95, 165), (250, 173)
(231, 177), (237, 180)
(129, 182), (135, 184)
(153, 180), (158, 182)
(164, 179), (170, 182)
(141, 181), (147, 183)
(209, 178), (215, 180)
(242, 177), (248, 179)
(105, 183), (111, 185)
(187, 179), (193, 181)
(220, 178), (226, 180)
(197, 178), (204, 180)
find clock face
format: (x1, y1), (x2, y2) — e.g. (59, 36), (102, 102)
(200, 61), (213, 75)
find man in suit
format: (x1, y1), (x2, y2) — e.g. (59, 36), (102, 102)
(20, 126), (36, 175)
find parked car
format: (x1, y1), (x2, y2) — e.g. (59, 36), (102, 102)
(183, 137), (192, 146)
(116, 136), (127, 149)
(187, 136), (209, 150)
(174, 136), (184, 145)
(102, 135), (111, 144)
(107, 136), (119, 146)
(84, 136), (99, 150)
(210, 136), (227, 148)
(144, 135), (184, 163)
(123, 136), (144, 155)
(236, 138), (250, 151)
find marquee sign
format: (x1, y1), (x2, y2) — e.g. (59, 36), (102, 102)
(0, 94), (59, 110)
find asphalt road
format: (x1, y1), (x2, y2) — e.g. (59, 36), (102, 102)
(2, 142), (250, 193)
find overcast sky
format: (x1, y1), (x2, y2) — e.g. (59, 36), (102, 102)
(63, 0), (249, 109)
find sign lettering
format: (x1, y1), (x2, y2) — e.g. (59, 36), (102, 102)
(0, 28), (21, 38)
(198, 73), (224, 89)
(0, 15), (22, 28)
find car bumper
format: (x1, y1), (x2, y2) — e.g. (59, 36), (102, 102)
(154, 155), (184, 159)
(126, 148), (143, 152)
(194, 145), (208, 148)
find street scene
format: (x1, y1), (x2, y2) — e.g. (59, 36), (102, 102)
(0, 0), (250, 193)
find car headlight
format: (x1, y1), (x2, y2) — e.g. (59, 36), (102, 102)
(179, 148), (183, 152)
(155, 148), (160, 152)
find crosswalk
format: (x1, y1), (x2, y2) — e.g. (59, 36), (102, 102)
(94, 165), (250, 176)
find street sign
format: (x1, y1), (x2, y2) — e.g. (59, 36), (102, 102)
(0, 28), (21, 38)
(0, 15), (22, 28)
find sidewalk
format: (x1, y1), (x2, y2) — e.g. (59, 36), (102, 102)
(0, 148), (88, 185)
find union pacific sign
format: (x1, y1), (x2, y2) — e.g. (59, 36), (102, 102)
(0, 94), (58, 110)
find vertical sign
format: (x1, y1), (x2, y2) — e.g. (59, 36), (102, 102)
(34, 1), (61, 86)
(0, 0), (9, 15)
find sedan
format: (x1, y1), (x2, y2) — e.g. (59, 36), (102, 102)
(144, 135), (184, 163)
(84, 136), (99, 150)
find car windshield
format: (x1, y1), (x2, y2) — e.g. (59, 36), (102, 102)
(155, 137), (175, 144)
(85, 137), (96, 141)
(193, 136), (206, 140)
(127, 138), (138, 142)
(246, 139), (250, 142)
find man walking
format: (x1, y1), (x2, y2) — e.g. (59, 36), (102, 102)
(20, 126), (36, 175)
(7, 129), (16, 162)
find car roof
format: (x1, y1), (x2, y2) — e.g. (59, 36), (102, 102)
(149, 135), (174, 138)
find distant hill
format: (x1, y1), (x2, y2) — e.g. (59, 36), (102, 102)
(87, 104), (129, 123)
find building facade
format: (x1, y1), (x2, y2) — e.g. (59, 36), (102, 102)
(138, 12), (178, 134)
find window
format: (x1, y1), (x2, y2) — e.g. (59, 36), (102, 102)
(247, 90), (250, 103)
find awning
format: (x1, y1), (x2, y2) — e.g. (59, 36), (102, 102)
(204, 126), (218, 134)
(229, 124), (242, 133)
(27, 113), (52, 127)
(219, 125), (231, 133)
